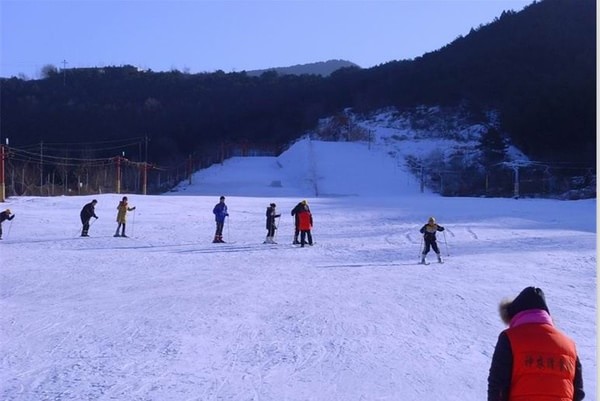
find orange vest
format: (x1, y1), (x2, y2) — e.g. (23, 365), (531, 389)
(298, 211), (312, 230)
(506, 324), (577, 401)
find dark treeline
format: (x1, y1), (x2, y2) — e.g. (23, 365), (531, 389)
(1, 0), (595, 169)
(350, 0), (596, 165)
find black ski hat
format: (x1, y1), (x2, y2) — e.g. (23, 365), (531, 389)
(507, 286), (550, 318)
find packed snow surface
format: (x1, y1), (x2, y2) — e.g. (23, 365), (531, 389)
(1, 139), (596, 401)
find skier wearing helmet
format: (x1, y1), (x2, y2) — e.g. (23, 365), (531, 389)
(419, 216), (445, 264)
(0, 209), (15, 240)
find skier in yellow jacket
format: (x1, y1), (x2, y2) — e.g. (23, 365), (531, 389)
(115, 196), (136, 237)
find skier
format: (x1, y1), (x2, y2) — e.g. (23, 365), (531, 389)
(419, 216), (445, 264)
(488, 286), (585, 401)
(291, 200), (310, 244)
(212, 195), (229, 243)
(0, 209), (15, 240)
(114, 196), (136, 237)
(80, 199), (98, 237)
(297, 202), (313, 247)
(264, 203), (281, 244)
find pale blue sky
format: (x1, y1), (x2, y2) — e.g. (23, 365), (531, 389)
(1, 0), (532, 79)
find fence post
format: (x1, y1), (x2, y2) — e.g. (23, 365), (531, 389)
(513, 166), (520, 199)
(0, 145), (5, 202)
(116, 156), (121, 194)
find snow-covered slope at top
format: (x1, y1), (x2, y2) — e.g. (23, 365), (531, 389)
(170, 138), (422, 197)
(170, 107), (529, 198)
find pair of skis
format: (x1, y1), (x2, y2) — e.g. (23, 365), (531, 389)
(418, 260), (444, 265)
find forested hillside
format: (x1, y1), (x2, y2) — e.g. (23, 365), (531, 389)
(346, 0), (595, 164)
(0, 0), (595, 191)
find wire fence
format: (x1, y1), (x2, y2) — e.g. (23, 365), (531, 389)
(411, 162), (596, 199)
(1, 138), (281, 198)
(1, 136), (594, 199)
(4, 148), (180, 196)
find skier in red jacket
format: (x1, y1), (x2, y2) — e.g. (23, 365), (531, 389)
(291, 200), (310, 244)
(297, 202), (313, 247)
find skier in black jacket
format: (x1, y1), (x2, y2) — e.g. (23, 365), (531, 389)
(0, 209), (15, 240)
(264, 203), (281, 244)
(80, 199), (98, 237)
(419, 216), (445, 264)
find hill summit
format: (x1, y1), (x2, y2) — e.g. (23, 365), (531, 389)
(244, 59), (359, 77)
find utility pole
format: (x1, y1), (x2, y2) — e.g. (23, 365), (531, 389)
(62, 59), (68, 86)
(513, 165), (520, 199)
(144, 135), (149, 166)
(141, 163), (148, 196)
(188, 154), (193, 185)
(0, 143), (5, 202)
(116, 152), (124, 194)
(142, 135), (149, 195)
(40, 141), (44, 189)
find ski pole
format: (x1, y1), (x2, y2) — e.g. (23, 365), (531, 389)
(226, 217), (231, 242)
(418, 237), (424, 260)
(6, 219), (13, 239)
(131, 209), (136, 237)
(443, 230), (450, 256)
(273, 216), (280, 242)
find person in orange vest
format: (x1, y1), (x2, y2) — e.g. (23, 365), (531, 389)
(487, 286), (585, 401)
(297, 202), (313, 247)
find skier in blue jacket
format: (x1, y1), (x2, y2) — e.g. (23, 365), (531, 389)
(212, 196), (229, 243)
